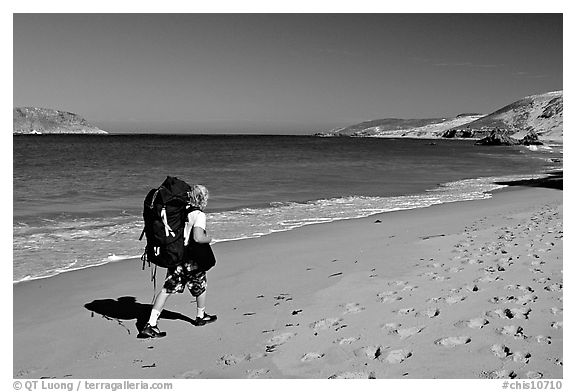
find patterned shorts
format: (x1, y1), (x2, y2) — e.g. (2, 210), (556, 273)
(163, 261), (207, 297)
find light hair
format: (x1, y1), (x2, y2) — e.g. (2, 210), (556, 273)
(189, 184), (209, 210)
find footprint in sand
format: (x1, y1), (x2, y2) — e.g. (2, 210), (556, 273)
(506, 284), (534, 293)
(550, 307), (562, 315)
(489, 295), (537, 305)
(395, 307), (416, 315)
(550, 321), (563, 329)
(454, 318), (489, 329)
(416, 307), (440, 318)
(496, 325), (526, 340)
(498, 257), (515, 266)
(218, 354), (246, 366)
(328, 371), (376, 379)
(353, 345), (385, 360)
(245, 352), (266, 361)
(309, 318), (344, 334)
(483, 264), (506, 273)
(389, 280), (408, 287)
(463, 284), (480, 293)
(463, 258), (484, 265)
(512, 351), (531, 364)
(219, 352), (266, 366)
(528, 335), (552, 345)
(479, 369), (517, 379)
(434, 336), (471, 347)
(486, 308), (531, 320)
(550, 358), (563, 367)
(384, 323), (425, 339)
(15, 369), (38, 378)
(475, 275), (502, 283)
(92, 350), (112, 360)
(489, 296), (516, 304)
(301, 352), (325, 362)
(266, 332), (297, 352)
(181, 369), (204, 378)
(490, 344), (512, 359)
(341, 302), (366, 314)
(384, 349), (412, 364)
(395, 327), (425, 340)
(544, 283), (563, 292)
(377, 293), (403, 304)
(515, 294), (538, 305)
(334, 336), (360, 345)
(246, 368), (270, 378)
(445, 295), (467, 305)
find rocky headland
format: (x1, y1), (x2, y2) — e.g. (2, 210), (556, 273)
(316, 91), (563, 143)
(13, 107), (108, 135)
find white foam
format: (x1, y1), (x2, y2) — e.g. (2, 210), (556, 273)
(13, 172), (555, 283)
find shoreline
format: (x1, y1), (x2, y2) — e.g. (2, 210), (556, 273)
(13, 170), (562, 285)
(13, 182), (563, 379)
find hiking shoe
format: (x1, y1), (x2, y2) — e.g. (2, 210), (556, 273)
(195, 314), (217, 326)
(139, 323), (167, 338)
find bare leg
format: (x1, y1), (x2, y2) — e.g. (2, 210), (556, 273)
(148, 288), (170, 326)
(196, 290), (207, 317)
(196, 290), (206, 309)
(152, 288), (170, 311)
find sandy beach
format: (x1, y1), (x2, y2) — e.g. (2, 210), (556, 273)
(13, 184), (562, 379)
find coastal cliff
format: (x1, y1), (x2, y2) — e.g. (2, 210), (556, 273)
(317, 91), (563, 142)
(13, 107), (108, 135)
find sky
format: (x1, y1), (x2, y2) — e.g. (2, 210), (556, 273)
(13, 13), (563, 134)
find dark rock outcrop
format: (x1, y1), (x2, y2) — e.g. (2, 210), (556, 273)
(475, 129), (544, 146)
(475, 129), (519, 146)
(519, 130), (543, 146)
(442, 128), (476, 139)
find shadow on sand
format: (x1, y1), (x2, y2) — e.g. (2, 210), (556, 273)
(495, 171), (563, 190)
(84, 296), (196, 338)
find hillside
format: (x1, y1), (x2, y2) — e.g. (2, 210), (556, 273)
(444, 91), (562, 141)
(13, 107), (108, 135)
(317, 91), (563, 142)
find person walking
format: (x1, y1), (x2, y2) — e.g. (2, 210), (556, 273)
(140, 184), (217, 338)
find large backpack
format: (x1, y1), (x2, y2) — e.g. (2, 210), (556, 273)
(140, 176), (192, 269)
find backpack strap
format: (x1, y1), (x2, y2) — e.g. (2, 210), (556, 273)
(160, 207), (175, 237)
(150, 264), (158, 302)
(150, 187), (161, 206)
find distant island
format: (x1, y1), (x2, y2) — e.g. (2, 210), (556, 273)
(13, 107), (108, 135)
(315, 91), (563, 143)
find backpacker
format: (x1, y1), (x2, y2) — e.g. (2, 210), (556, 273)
(140, 176), (191, 269)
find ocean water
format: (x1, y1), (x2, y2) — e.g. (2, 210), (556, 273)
(13, 134), (561, 283)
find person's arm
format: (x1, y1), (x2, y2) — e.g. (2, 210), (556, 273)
(192, 211), (212, 244)
(193, 226), (212, 244)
